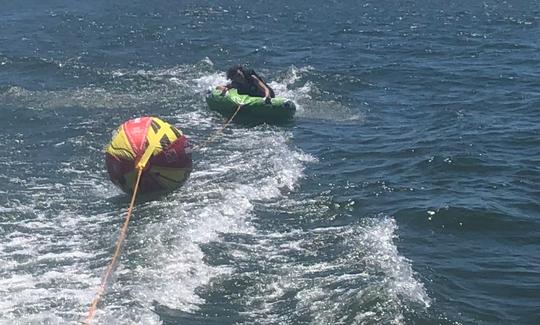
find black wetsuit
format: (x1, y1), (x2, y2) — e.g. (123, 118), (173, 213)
(231, 67), (275, 98)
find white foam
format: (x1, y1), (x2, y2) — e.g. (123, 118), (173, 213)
(223, 217), (430, 324)
(269, 67), (315, 113)
(271, 66), (365, 122)
(192, 72), (228, 94)
(0, 179), (127, 322)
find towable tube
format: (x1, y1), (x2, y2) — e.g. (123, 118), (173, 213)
(105, 117), (192, 194)
(206, 88), (296, 124)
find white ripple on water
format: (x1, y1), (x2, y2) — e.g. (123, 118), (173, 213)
(270, 66), (365, 122)
(0, 209), (117, 323)
(0, 152), (125, 323)
(224, 218), (430, 324)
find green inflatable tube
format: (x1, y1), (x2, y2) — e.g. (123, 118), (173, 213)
(206, 89), (296, 124)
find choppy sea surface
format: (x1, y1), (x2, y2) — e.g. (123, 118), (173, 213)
(1, 1), (539, 324)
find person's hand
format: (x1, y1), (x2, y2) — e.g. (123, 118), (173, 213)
(216, 85), (227, 96)
(264, 97), (272, 104)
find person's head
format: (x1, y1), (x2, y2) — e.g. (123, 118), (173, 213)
(226, 65), (246, 83)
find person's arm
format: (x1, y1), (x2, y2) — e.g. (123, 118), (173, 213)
(251, 75), (272, 103)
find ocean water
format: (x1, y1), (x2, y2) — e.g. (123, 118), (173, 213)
(1, 0), (539, 324)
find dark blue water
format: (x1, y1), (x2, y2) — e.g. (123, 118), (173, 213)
(1, 1), (539, 324)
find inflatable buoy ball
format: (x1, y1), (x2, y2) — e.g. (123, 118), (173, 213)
(105, 117), (192, 194)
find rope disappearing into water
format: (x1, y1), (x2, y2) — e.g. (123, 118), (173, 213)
(83, 105), (242, 324)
